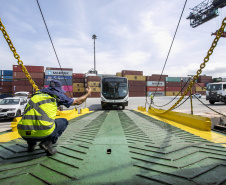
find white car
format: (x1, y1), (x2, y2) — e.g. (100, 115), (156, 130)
(192, 93), (202, 98)
(14, 91), (30, 100)
(0, 97), (27, 119)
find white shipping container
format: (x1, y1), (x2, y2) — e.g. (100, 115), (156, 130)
(45, 70), (73, 76)
(147, 81), (165, 87)
(147, 91), (165, 96)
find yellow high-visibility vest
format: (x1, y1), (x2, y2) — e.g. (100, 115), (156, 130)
(17, 92), (57, 139)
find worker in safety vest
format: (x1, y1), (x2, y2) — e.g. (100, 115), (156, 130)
(150, 93), (154, 104)
(17, 80), (91, 155)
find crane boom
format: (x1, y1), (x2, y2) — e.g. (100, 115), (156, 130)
(187, 0), (226, 28)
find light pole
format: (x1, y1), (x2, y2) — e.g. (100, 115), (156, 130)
(92, 34), (97, 74)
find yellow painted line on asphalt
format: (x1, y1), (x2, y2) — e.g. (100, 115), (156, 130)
(135, 109), (226, 147)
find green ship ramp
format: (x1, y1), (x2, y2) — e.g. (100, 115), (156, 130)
(0, 110), (226, 184)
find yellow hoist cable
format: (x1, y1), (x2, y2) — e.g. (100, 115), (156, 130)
(0, 18), (39, 92)
(150, 17), (226, 114)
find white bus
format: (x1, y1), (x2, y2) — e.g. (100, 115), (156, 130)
(101, 77), (129, 109)
(206, 82), (226, 104)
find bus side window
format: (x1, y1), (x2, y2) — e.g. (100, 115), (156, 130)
(223, 84), (226, 90)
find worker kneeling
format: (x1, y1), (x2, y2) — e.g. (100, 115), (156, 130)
(17, 80), (91, 155)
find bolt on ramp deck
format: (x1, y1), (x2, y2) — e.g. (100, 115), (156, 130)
(0, 110), (226, 184)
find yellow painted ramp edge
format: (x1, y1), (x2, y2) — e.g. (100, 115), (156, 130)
(0, 108), (92, 143)
(136, 106), (226, 147)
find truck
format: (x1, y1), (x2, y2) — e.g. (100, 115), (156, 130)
(206, 82), (226, 104)
(101, 77), (129, 109)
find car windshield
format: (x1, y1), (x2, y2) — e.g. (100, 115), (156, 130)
(0, 99), (20, 105)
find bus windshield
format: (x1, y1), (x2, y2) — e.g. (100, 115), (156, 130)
(207, 84), (222, 91)
(102, 78), (128, 99)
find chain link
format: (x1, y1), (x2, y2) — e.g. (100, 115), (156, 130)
(0, 18), (39, 92)
(151, 17), (226, 114)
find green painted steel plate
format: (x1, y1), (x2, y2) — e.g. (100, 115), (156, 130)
(0, 110), (226, 184)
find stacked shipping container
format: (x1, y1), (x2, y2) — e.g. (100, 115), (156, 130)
(195, 83), (206, 95)
(73, 73), (86, 97)
(86, 76), (101, 97)
(0, 70), (13, 96)
(165, 77), (182, 96)
(146, 74), (168, 96)
(122, 70), (146, 97)
(12, 65), (44, 95)
(44, 67), (73, 98)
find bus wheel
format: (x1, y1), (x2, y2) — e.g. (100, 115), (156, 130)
(209, 100), (215, 105)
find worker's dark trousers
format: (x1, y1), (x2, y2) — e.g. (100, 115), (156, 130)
(25, 118), (68, 145)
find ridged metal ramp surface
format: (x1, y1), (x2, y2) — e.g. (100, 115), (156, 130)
(0, 110), (226, 184)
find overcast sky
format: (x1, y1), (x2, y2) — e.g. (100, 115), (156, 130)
(0, 0), (226, 78)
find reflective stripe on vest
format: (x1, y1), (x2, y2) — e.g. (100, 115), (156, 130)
(17, 93), (57, 138)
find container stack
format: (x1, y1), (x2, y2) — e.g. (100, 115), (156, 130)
(73, 73), (86, 98)
(165, 77), (182, 96)
(12, 65), (44, 95)
(0, 70), (13, 96)
(122, 70), (146, 97)
(44, 67), (73, 98)
(198, 75), (213, 84)
(86, 76), (101, 98)
(146, 74), (168, 96)
(195, 83), (206, 95)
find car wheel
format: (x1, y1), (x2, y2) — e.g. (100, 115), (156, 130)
(121, 105), (125, 110)
(209, 100), (215, 105)
(16, 110), (21, 117)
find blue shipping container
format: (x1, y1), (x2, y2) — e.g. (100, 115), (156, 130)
(45, 75), (72, 80)
(0, 70), (13, 76)
(0, 76), (13, 81)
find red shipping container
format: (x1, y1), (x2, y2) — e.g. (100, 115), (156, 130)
(46, 67), (73, 71)
(0, 81), (12, 86)
(73, 92), (85, 97)
(13, 79), (44, 86)
(122, 70), (143, 76)
(73, 78), (85, 83)
(195, 83), (205, 87)
(165, 82), (181, 87)
(198, 79), (213, 83)
(165, 87), (181, 91)
(129, 86), (146, 92)
(87, 76), (101, 81)
(129, 91), (146, 97)
(146, 75), (168, 82)
(90, 92), (100, 98)
(147, 86), (165, 92)
(73, 73), (85, 79)
(13, 65), (44, 73)
(13, 72), (44, 79)
(128, 81), (146, 86)
(0, 86), (12, 92)
(12, 85), (43, 93)
(182, 87), (195, 95)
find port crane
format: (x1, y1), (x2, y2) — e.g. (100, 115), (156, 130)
(187, 0), (226, 28)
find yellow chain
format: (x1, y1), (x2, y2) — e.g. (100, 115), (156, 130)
(152, 17), (226, 114)
(0, 18), (39, 92)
